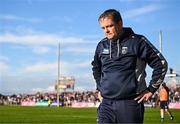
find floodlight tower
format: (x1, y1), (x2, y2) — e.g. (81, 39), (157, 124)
(159, 30), (163, 53)
(57, 42), (60, 107)
(159, 30), (180, 89)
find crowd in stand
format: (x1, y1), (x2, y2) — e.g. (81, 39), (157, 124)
(0, 91), (100, 106)
(0, 87), (179, 107)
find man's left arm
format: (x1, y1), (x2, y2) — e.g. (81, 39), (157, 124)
(135, 36), (168, 103)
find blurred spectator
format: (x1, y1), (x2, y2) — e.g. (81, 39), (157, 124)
(159, 83), (174, 122)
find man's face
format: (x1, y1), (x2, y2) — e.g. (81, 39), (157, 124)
(99, 16), (122, 41)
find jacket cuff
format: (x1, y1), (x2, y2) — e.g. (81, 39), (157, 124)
(147, 85), (158, 94)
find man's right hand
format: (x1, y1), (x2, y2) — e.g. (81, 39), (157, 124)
(98, 91), (103, 102)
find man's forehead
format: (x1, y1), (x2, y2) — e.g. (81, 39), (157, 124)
(100, 15), (113, 21)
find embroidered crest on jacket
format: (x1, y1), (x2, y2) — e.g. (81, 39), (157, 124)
(122, 47), (128, 54)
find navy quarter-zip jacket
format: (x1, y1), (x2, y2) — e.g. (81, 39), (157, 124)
(92, 27), (168, 99)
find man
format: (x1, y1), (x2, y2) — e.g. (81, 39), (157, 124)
(159, 83), (174, 122)
(91, 9), (168, 123)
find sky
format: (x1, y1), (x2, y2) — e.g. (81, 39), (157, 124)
(0, 0), (180, 94)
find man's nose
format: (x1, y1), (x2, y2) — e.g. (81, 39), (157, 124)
(105, 28), (110, 33)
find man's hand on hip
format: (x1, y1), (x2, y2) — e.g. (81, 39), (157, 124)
(134, 90), (153, 103)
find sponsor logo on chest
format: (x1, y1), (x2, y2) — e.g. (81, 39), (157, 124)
(102, 48), (109, 54)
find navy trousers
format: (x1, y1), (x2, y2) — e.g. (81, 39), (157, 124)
(97, 98), (144, 123)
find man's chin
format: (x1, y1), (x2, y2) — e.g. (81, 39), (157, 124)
(107, 37), (116, 41)
(106, 36), (113, 40)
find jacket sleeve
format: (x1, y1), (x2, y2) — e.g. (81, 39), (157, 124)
(138, 36), (168, 94)
(91, 44), (102, 90)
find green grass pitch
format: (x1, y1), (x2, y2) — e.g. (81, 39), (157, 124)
(0, 106), (179, 124)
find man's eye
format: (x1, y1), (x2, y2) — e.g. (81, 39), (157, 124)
(109, 24), (114, 27)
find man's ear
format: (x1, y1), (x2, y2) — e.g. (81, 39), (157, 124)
(118, 21), (123, 27)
